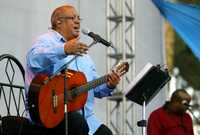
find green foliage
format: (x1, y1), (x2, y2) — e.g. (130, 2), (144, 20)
(173, 33), (200, 90)
(169, 0), (200, 90)
(172, 0), (200, 90)
(179, 0), (200, 4)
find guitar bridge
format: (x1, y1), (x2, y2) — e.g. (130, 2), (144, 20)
(52, 89), (58, 113)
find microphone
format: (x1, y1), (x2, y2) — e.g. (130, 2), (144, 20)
(82, 29), (112, 47)
(182, 100), (192, 108)
(183, 103), (192, 108)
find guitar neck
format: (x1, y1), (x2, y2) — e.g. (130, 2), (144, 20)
(71, 75), (107, 96)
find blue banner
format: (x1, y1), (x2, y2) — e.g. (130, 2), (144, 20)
(152, 0), (200, 61)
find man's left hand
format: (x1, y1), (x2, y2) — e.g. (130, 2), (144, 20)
(107, 70), (120, 89)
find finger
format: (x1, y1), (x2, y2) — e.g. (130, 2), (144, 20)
(78, 46), (88, 52)
(76, 47), (87, 55)
(109, 76), (120, 83)
(79, 43), (88, 49)
(108, 74), (120, 83)
(80, 48), (87, 54)
(107, 76), (118, 88)
(82, 45), (89, 51)
(76, 51), (83, 56)
(111, 70), (120, 78)
(112, 73), (120, 82)
(77, 43), (88, 54)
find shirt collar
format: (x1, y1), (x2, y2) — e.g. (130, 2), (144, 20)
(49, 29), (66, 43)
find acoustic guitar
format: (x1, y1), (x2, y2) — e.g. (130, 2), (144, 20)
(28, 62), (129, 128)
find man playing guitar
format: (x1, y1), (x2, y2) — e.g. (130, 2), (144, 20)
(25, 4), (128, 135)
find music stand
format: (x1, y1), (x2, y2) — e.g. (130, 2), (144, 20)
(125, 63), (170, 135)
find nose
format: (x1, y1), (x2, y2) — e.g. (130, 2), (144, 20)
(74, 17), (81, 23)
(74, 19), (80, 25)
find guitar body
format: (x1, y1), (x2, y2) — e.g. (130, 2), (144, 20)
(28, 61), (129, 128)
(28, 69), (88, 128)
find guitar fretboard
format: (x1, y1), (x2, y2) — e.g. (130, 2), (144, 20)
(71, 75), (107, 96)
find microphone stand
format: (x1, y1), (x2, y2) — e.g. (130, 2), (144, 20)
(47, 40), (98, 135)
(0, 115), (2, 135)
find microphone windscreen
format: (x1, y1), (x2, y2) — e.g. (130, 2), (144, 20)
(81, 28), (90, 35)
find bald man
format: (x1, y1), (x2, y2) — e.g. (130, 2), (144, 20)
(147, 89), (194, 135)
(25, 5), (120, 135)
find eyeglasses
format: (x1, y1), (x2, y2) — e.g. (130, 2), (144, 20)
(59, 15), (82, 21)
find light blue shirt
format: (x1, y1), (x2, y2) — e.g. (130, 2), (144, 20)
(25, 30), (114, 135)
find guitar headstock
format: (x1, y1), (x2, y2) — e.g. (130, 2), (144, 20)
(114, 62), (129, 76)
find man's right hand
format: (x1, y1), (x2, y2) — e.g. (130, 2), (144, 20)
(64, 37), (88, 55)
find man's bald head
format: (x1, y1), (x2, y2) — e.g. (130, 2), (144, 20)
(170, 89), (191, 103)
(51, 5), (74, 30)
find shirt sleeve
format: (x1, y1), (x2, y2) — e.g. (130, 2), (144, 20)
(94, 83), (114, 98)
(27, 37), (67, 75)
(147, 111), (162, 135)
